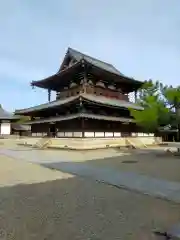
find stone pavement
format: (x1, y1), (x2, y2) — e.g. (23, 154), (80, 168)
(1, 147), (180, 203)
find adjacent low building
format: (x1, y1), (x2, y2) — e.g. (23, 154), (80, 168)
(0, 104), (30, 137)
(0, 104), (20, 135)
(11, 123), (31, 136)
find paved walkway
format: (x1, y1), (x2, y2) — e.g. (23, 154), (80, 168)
(1, 148), (180, 203)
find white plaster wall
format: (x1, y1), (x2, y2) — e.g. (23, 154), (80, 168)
(84, 132), (94, 137)
(114, 132), (121, 137)
(0, 123), (11, 135)
(105, 132), (114, 137)
(95, 132), (104, 137)
(73, 132), (82, 137)
(36, 133), (43, 137)
(64, 132), (73, 137)
(57, 132), (64, 137)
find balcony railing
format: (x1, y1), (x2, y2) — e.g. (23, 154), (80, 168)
(56, 85), (129, 101)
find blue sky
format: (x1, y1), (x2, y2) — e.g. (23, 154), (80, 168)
(0, 0), (180, 111)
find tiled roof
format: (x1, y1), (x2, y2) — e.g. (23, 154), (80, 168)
(0, 105), (20, 120)
(68, 48), (125, 77)
(158, 125), (178, 133)
(25, 113), (134, 124)
(11, 123), (30, 131)
(15, 95), (80, 114)
(15, 94), (143, 115)
(83, 94), (143, 110)
(31, 48), (143, 91)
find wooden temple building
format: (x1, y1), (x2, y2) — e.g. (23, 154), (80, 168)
(0, 104), (29, 136)
(15, 48), (145, 141)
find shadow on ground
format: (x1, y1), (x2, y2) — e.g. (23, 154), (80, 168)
(75, 148), (180, 182)
(0, 175), (180, 240)
(1, 146), (180, 239)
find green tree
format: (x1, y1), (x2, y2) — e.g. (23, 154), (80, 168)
(136, 80), (160, 106)
(163, 86), (180, 141)
(130, 80), (170, 133)
(16, 116), (30, 124)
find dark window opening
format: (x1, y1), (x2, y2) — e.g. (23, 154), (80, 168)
(49, 124), (56, 137)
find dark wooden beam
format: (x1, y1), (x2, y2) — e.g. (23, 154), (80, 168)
(48, 89), (51, 102)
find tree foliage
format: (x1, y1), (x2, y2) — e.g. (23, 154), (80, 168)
(129, 80), (178, 134)
(163, 87), (180, 139)
(16, 116), (30, 123)
(136, 80), (159, 106)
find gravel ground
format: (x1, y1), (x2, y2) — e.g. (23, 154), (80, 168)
(5, 141), (180, 183)
(0, 155), (180, 239)
(0, 155), (72, 187)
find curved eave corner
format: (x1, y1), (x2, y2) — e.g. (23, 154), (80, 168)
(30, 74), (58, 89)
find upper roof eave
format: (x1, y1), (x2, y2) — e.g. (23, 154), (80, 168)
(85, 60), (143, 88)
(31, 60), (143, 91)
(31, 61), (82, 90)
(30, 48), (144, 91)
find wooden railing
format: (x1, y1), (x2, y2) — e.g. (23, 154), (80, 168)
(56, 86), (83, 99)
(56, 85), (129, 101)
(85, 85), (129, 101)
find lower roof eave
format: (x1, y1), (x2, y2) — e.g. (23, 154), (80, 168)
(15, 95), (80, 115)
(81, 94), (144, 111)
(25, 113), (135, 125)
(15, 93), (143, 115)
(0, 117), (20, 121)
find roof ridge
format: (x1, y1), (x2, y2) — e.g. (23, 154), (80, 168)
(68, 47), (118, 69)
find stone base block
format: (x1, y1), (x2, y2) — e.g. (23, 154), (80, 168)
(18, 137), (162, 150)
(49, 137), (161, 150)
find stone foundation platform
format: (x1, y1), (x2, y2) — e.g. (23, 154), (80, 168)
(18, 137), (162, 150)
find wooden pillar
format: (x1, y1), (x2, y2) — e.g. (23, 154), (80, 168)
(55, 123), (58, 138)
(48, 89), (51, 102)
(83, 60), (88, 84)
(79, 96), (84, 138)
(47, 123), (51, 137)
(134, 91), (137, 103)
(81, 59), (87, 93)
(82, 118), (85, 138)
